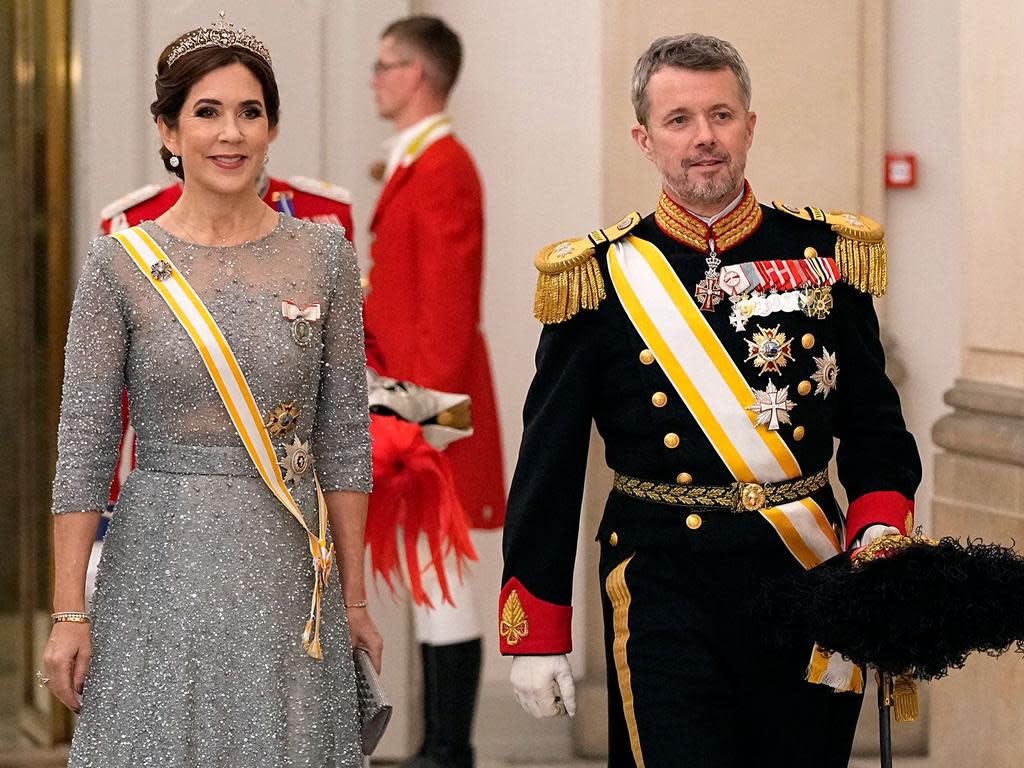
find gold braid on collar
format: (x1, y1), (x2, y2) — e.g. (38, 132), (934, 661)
(655, 183), (763, 253)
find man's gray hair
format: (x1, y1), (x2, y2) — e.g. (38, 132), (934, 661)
(631, 34), (751, 126)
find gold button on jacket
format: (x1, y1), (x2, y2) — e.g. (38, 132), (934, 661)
(676, 472), (693, 485)
(664, 432), (680, 449)
(609, 531), (619, 547)
(639, 349), (655, 365)
(651, 391), (668, 408)
(686, 514), (702, 530)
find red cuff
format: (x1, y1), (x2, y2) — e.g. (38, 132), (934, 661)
(845, 491), (915, 549)
(498, 578), (572, 655)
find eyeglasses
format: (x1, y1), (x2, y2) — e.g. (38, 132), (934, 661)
(372, 59), (412, 76)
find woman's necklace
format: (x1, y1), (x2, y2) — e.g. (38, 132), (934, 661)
(169, 204), (270, 246)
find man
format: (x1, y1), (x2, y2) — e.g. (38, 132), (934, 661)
(364, 15), (506, 768)
(500, 34), (921, 767)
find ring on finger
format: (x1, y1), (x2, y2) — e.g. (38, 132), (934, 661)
(35, 671), (50, 687)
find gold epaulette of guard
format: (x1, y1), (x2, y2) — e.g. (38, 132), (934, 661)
(534, 212), (642, 324)
(773, 201), (887, 297)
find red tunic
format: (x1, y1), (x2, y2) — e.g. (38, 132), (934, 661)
(364, 135), (507, 529)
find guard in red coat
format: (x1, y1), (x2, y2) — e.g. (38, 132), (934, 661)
(364, 16), (506, 768)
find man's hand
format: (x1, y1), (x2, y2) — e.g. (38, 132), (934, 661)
(853, 524), (900, 549)
(510, 654), (576, 718)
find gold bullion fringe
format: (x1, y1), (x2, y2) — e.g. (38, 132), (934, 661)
(835, 235), (888, 297)
(893, 673), (920, 722)
(534, 254), (607, 324)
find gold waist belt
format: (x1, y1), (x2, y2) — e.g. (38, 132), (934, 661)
(613, 468), (830, 512)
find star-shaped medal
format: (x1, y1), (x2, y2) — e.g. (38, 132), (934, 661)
(744, 325), (794, 375)
(280, 436), (314, 484)
(801, 286), (834, 320)
(265, 400), (300, 437)
(747, 379), (796, 431)
(811, 348), (839, 398)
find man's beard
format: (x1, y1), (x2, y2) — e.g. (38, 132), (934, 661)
(668, 157), (744, 210)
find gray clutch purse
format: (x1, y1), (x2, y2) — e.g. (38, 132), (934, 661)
(353, 648), (393, 755)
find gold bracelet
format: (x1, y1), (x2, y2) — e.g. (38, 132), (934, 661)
(346, 600), (368, 609)
(51, 611), (90, 624)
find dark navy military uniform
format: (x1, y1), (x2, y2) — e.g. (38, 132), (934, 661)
(499, 184), (921, 767)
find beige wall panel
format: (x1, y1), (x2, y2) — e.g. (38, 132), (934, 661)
(931, 494), (1024, 766)
(602, 0), (879, 221)
(960, 2), (1024, 387)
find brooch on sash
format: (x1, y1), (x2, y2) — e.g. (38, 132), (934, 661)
(150, 260), (174, 281)
(281, 300), (321, 347)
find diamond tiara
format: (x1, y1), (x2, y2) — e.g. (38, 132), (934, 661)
(166, 11), (272, 70)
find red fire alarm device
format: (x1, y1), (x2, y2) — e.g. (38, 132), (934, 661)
(885, 153), (917, 188)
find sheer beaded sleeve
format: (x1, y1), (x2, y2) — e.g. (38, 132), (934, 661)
(312, 229), (372, 492)
(52, 239), (127, 514)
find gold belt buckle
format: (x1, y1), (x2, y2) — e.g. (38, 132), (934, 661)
(736, 481), (767, 512)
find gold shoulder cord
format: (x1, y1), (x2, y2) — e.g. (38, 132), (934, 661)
(533, 212), (642, 324)
(773, 201), (888, 297)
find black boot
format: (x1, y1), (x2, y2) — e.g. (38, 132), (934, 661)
(400, 639), (481, 768)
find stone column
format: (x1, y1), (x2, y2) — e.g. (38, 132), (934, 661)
(927, 3), (1024, 765)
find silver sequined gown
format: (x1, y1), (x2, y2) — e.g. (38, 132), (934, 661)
(52, 216), (372, 767)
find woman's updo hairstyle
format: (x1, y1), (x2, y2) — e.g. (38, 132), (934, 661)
(150, 36), (280, 180)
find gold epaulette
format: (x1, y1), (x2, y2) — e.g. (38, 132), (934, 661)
(773, 201), (888, 297)
(534, 212), (642, 324)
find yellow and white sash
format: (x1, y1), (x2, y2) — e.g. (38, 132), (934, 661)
(608, 235), (861, 691)
(112, 225), (334, 660)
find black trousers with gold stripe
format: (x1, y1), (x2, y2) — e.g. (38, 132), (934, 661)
(599, 539), (863, 768)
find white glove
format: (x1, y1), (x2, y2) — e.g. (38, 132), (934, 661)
(510, 654), (576, 718)
(852, 524), (900, 549)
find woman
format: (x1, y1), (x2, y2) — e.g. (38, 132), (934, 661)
(43, 17), (381, 766)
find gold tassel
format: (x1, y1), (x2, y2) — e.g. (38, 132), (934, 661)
(892, 673), (920, 722)
(835, 236), (888, 297)
(533, 245), (606, 324)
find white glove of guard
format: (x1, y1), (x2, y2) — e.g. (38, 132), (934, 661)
(852, 523), (900, 549)
(510, 654), (576, 718)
